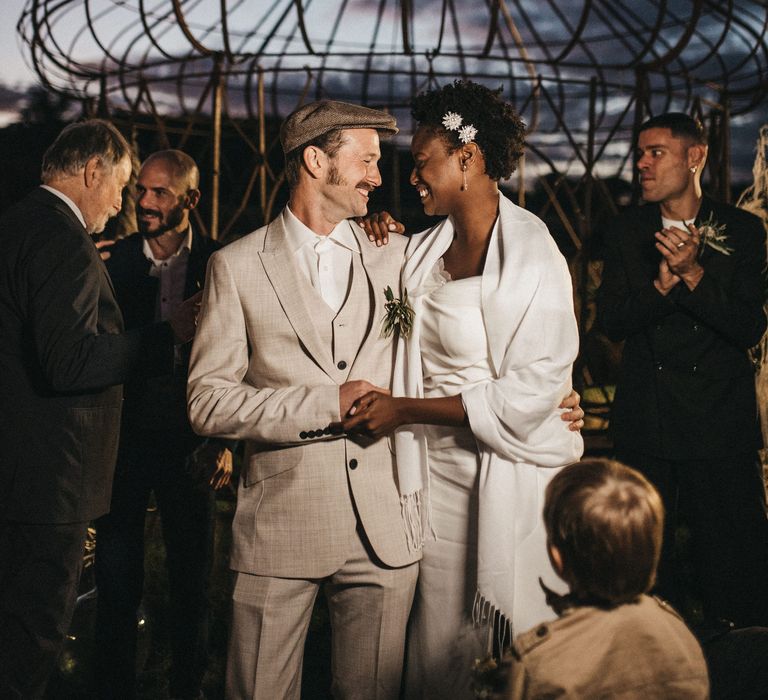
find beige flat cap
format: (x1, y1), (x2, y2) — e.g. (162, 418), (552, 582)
(280, 100), (398, 154)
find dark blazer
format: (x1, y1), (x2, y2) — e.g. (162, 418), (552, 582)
(105, 229), (221, 447)
(0, 188), (174, 523)
(598, 196), (766, 459)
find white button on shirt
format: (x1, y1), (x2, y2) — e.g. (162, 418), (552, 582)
(283, 206), (356, 315)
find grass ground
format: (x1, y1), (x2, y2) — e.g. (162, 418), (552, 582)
(46, 439), (766, 698)
(46, 494), (333, 699)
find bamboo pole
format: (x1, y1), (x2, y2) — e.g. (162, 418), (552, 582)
(211, 56), (224, 240)
(258, 68), (267, 221)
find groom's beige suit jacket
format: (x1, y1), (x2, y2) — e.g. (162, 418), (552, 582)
(187, 211), (419, 576)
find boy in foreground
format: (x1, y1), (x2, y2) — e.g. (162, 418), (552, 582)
(506, 458), (709, 699)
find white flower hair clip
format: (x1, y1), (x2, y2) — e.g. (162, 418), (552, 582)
(457, 124), (477, 144)
(442, 112), (463, 130)
(441, 111), (478, 144)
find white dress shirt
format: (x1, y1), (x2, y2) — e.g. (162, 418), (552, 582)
(143, 227), (193, 323)
(661, 215), (695, 230)
(282, 206), (356, 315)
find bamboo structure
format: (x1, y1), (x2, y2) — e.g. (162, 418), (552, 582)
(17, 0), (768, 434)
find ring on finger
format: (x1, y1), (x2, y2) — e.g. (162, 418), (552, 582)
(676, 241), (685, 248)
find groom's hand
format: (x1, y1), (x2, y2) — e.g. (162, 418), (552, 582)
(339, 380), (390, 418)
(343, 391), (403, 438)
(559, 390), (584, 431)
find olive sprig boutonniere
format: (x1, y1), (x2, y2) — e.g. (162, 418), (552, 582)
(692, 212), (733, 258)
(381, 286), (415, 339)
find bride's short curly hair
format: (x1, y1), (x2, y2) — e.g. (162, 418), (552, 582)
(410, 80), (526, 181)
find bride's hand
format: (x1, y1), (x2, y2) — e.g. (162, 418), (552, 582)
(342, 390), (405, 437)
(356, 211), (405, 247)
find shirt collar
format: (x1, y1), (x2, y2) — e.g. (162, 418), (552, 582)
(282, 206), (360, 255)
(40, 185), (87, 230)
(142, 225), (193, 266)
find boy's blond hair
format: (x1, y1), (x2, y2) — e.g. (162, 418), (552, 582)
(544, 458), (664, 606)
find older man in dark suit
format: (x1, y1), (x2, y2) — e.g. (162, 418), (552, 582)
(0, 121), (198, 698)
(95, 150), (231, 700)
(599, 112), (768, 628)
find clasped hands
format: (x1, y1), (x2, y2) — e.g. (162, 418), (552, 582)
(654, 222), (704, 294)
(337, 380), (585, 439)
(337, 380), (401, 438)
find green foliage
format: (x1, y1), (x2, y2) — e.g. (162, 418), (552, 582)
(381, 286), (415, 339)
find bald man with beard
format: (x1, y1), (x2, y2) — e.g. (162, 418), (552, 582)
(95, 150), (231, 700)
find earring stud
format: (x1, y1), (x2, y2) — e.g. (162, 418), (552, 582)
(461, 164), (468, 191)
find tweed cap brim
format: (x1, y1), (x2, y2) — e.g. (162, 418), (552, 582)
(280, 100), (398, 154)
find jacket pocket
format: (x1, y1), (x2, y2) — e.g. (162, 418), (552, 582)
(243, 445), (303, 485)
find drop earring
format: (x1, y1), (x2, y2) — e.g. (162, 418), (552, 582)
(461, 164), (468, 191)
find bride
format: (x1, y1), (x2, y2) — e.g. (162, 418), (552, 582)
(345, 80), (584, 698)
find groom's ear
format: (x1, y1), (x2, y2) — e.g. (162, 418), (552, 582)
(302, 145), (326, 180)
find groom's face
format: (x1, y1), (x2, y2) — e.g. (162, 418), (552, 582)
(320, 128), (383, 220)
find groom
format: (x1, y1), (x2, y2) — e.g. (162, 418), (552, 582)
(187, 101), (419, 699)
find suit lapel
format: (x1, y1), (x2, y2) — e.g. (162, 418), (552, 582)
(629, 204), (664, 276)
(694, 196), (722, 265)
(98, 253), (118, 299)
(185, 229), (209, 298)
(335, 250), (374, 379)
(36, 188), (120, 300)
(356, 223), (392, 341)
(259, 219), (336, 377)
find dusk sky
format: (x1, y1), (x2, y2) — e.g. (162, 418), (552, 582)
(2, 1), (34, 87)
(1, 1), (766, 183)
(0, 0), (39, 125)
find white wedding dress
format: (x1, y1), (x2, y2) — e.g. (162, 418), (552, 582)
(405, 267), (493, 699)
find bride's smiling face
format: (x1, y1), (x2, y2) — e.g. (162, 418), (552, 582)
(409, 126), (463, 217)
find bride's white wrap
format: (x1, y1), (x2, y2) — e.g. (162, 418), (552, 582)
(393, 192), (584, 635)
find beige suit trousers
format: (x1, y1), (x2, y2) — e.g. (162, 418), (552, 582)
(226, 526), (418, 700)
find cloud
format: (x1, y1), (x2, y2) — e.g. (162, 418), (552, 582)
(0, 83), (28, 126)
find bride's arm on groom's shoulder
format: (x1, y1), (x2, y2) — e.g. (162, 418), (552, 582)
(356, 210), (406, 246)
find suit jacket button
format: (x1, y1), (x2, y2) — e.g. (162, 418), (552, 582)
(307, 430), (316, 438)
(349, 458), (358, 470)
(323, 427), (331, 435)
(693, 323), (700, 331)
(656, 363), (663, 371)
(300, 431), (308, 439)
(337, 360), (347, 370)
(692, 364), (697, 373)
